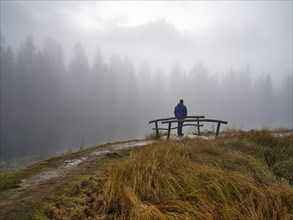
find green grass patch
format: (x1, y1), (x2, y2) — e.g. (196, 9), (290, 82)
(0, 161), (52, 191)
(43, 167), (110, 219)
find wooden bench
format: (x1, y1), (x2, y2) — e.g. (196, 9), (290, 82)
(149, 116), (205, 138)
(161, 119), (228, 139)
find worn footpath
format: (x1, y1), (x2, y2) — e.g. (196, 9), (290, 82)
(0, 140), (153, 220)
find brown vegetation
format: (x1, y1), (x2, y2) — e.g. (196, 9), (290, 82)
(44, 130), (293, 219)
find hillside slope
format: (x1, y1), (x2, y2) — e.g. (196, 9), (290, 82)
(0, 140), (153, 219)
(44, 130), (293, 220)
(1, 130), (293, 219)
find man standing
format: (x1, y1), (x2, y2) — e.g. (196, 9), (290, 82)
(174, 99), (187, 136)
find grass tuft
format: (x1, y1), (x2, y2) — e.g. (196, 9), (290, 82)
(39, 129), (293, 219)
(102, 131), (293, 219)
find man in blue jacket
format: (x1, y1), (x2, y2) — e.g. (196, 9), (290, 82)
(174, 99), (187, 136)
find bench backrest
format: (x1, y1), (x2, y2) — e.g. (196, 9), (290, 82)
(149, 116), (205, 124)
(161, 119), (227, 124)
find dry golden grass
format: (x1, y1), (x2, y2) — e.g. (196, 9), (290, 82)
(43, 130), (293, 219)
(103, 132), (293, 219)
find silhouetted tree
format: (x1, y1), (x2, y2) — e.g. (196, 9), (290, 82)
(187, 62), (211, 114)
(68, 42), (90, 108)
(137, 61), (152, 122)
(1, 41), (17, 158)
(252, 73), (274, 127)
(15, 36), (39, 107)
(218, 67), (254, 127)
(91, 47), (108, 106)
(1, 46), (16, 110)
(152, 69), (168, 117)
(169, 62), (185, 108)
(275, 74), (293, 128)
(69, 42), (90, 81)
(120, 56), (138, 106)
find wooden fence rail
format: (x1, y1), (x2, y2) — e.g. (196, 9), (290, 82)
(149, 116), (205, 138)
(149, 116), (228, 139)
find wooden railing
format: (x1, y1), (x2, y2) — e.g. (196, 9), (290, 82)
(149, 116), (228, 139)
(149, 116), (205, 138)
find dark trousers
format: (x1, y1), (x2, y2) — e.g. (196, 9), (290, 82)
(177, 121), (184, 135)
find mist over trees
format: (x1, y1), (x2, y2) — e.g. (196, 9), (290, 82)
(1, 36), (292, 159)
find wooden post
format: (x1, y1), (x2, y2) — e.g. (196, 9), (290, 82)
(167, 122), (172, 139)
(197, 119), (201, 135)
(155, 121), (160, 139)
(216, 122), (221, 136)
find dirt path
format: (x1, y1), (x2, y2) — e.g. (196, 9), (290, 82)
(0, 140), (154, 220)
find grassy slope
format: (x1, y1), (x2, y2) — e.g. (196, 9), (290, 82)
(38, 130), (293, 220)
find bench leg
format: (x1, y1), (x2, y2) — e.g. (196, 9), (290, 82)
(167, 122), (171, 139)
(155, 122), (160, 139)
(216, 122), (221, 136)
(197, 120), (201, 135)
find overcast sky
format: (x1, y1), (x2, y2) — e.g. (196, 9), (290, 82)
(1, 1), (292, 86)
